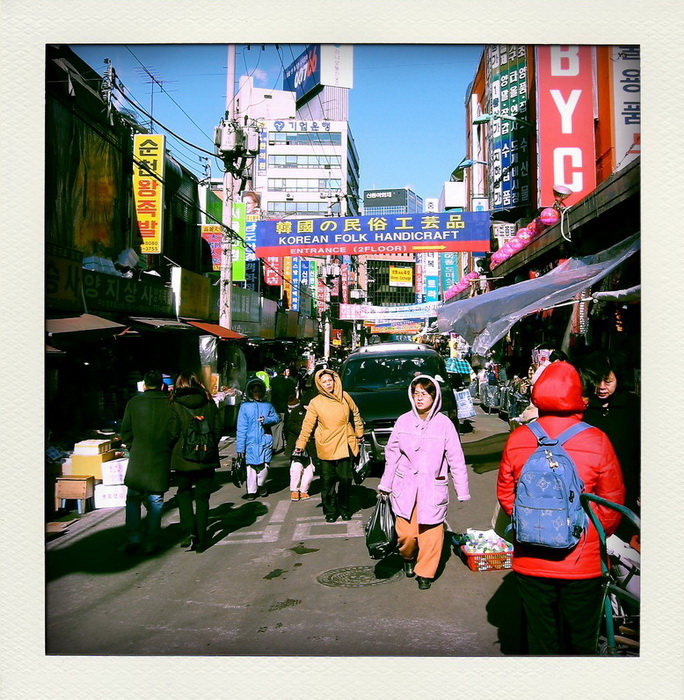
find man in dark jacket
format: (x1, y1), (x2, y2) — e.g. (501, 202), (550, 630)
(121, 370), (173, 555)
(269, 365), (297, 453)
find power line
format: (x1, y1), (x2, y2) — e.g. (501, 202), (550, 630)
(124, 45), (215, 146)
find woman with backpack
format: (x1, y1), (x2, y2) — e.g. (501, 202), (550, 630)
(235, 378), (280, 500)
(497, 361), (625, 654)
(169, 372), (223, 553)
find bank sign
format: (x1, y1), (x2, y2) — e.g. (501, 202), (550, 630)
(254, 211), (490, 258)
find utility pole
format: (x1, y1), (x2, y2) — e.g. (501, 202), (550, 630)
(219, 44), (236, 329)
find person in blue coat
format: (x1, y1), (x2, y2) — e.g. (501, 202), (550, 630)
(236, 379), (280, 499)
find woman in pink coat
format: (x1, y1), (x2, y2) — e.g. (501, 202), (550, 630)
(379, 375), (470, 589)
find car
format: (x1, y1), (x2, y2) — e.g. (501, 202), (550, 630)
(340, 342), (459, 463)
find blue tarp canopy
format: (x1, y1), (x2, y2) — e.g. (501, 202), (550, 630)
(437, 234), (640, 355)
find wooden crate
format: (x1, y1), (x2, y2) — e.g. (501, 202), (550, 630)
(55, 475), (95, 513)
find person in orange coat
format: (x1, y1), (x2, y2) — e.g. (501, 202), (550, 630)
(497, 361), (625, 655)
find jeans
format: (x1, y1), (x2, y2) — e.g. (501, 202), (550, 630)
(175, 469), (215, 548)
(125, 488), (164, 547)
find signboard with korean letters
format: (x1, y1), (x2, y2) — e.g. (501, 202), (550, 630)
(610, 45), (640, 171)
(486, 46), (531, 212)
(133, 134), (165, 254)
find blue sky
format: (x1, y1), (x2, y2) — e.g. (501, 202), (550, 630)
(71, 43), (483, 201)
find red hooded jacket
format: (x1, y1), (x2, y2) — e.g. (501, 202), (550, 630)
(497, 361), (625, 579)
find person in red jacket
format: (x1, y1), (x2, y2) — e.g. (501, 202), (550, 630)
(497, 360), (625, 655)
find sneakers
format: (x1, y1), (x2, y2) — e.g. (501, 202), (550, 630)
(299, 492), (310, 500)
(291, 491), (300, 501)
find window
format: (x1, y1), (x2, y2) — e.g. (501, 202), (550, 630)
(268, 154), (341, 169)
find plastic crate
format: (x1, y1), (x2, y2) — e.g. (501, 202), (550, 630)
(460, 545), (512, 572)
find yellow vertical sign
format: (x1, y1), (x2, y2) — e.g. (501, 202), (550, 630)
(282, 256), (293, 307)
(133, 134), (165, 254)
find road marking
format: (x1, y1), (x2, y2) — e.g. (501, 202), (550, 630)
(213, 498), (368, 545)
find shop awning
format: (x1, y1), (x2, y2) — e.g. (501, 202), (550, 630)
(46, 344), (66, 355)
(46, 314), (126, 335)
(128, 317), (195, 330)
(437, 233), (640, 355)
(185, 321), (247, 339)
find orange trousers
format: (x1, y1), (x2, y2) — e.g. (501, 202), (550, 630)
(395, 505), (444, 579)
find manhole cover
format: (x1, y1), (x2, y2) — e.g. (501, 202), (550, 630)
(316, 565), (404, 588)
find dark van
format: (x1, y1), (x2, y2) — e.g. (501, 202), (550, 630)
(340, 342), (459, 463)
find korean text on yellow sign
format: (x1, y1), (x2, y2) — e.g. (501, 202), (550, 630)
(133, 134), (165, 254)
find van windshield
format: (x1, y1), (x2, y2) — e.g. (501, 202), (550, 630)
(342, 355), (444, 391)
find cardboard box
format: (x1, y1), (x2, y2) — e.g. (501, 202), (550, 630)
(73, 439), (112, 455)
(94, 483), (128, 509)
(100, 457), (128, 486)
(70, 450), (116, 479)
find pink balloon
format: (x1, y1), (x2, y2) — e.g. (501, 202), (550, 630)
(540, 207), (560, 226)
(500, 242), (513, 256)
(466, 271), (479, 279)
(516, 228), (532, 242)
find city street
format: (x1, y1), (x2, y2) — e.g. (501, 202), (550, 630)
(46, 405), (521, 657)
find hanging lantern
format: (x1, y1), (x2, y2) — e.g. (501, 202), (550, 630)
(509, 236), (524, 252)
(540, 207), (560, 226)
(516, 227), (532, 242)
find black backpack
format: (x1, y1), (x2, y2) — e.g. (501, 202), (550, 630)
(180, 406), (217, 463)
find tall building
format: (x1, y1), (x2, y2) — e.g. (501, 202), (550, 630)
(362, 187), (423, 216)
(360, 187), (422, 307)
(236, 46), (360, 219)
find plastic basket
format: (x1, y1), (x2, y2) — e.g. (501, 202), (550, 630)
(460, 545), (512, 572)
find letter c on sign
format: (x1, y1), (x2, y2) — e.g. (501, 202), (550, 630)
(553, 148), (583, 191)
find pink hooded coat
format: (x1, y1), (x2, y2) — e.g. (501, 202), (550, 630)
(379, 375), (470, 525)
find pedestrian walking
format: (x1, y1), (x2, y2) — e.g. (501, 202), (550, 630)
(284, 393), (318, 501)
(120, 370), (173, 555)
(235, 378), (280, 500)
(293, 368), (364, 522)
(269, 364), (297, 453)
(169, 372), (223, 553)
(378, 375), (470, 590)
(497, 361), (625, 655)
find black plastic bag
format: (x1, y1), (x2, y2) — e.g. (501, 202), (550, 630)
(352, 442), (372, 485)
(231, 454), (247, 488)
(365, 494), (397, 560)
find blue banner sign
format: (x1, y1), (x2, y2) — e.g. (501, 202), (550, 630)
(255, 211), (490, 258)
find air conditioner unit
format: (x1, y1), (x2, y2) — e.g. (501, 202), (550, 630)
(285, 193), (294, 201)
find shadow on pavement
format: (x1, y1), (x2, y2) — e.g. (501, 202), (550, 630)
(485, 571), (527, 655)
(462, 433), (509, 474)
(46, 500), (269, 582)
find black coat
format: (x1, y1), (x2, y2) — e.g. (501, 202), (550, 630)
(169, 388), (223, 472)
(583, 389), (640, 511)
(283, 404), (318, 461)
(121, 389), (173, 493)
(270, 374), (297, 413)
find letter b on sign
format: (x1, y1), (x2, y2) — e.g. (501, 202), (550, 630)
(550, 46), (580, 76)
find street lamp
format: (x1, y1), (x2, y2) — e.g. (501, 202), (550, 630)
(457, 158), (489, 169)
(472, 112), (534, 128)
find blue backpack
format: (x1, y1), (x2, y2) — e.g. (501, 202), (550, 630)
(508, 421), (590, 549)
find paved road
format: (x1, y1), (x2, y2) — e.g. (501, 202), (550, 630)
(46, 405), (525, 656)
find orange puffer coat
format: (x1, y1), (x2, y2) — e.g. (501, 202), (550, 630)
(497, 361), (625, 579)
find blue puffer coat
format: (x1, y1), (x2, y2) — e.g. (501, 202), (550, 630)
(236, 380), (280, 466)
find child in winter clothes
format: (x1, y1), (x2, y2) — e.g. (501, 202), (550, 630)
(235, 379), (280, 499)
(283, 394), (318, 500)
